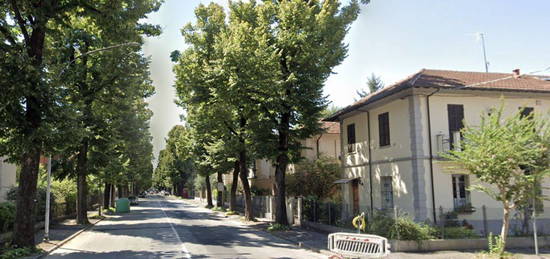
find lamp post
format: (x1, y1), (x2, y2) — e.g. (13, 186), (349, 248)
(44, 156), (52, 241)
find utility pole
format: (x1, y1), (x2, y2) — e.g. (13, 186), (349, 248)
(44, 156), (52, 241)
(478, 33), (489, 72)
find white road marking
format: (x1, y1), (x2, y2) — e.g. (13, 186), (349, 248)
(157, 199), (192, 259)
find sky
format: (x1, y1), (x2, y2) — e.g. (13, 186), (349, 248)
(143, 0), (550, 163)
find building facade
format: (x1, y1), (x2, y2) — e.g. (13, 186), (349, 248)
(0, 156), (17, 202)
(326, 69), (550, 235)
(226, 122), (341, 192)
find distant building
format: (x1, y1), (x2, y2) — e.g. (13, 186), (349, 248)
(249, 121), (341, 191)
(0, 157), (17, 202)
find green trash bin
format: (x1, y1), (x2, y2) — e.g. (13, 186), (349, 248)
(116, 198), (130, 213)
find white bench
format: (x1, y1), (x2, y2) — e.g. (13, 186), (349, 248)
(328, 232), (390, 258)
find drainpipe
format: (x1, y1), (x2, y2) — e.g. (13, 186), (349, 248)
(366, 111), (374, 218)
(316, 133), (323, 159)
(426, 88), (440, 224)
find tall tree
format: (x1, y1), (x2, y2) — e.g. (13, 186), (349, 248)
(445, 106), (550, 254)
(251, 0), (364, 225)
(1, 1), (160, 244)
(356, 73), (384, 98)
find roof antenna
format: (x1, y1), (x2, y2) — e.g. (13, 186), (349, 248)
(477, 33), (489, 72)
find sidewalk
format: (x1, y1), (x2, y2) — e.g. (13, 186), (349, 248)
(31, 211), (103, 257)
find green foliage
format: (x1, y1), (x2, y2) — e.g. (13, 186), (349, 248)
(267, 223), (291, 232)
(212, 206), (226, 212)
(356, 73), (384, 99)
(438, 227), (479, 239)
(286, 157), (340, 199)
(7, 186), (55, 223)
(366, 212), (437, 241)
(225, 210), (239, 216)
(480, 232), (514, 258)
(0, 202), (15, 233)
(444, 104), (550, 250)
(0, 246), (42, 259)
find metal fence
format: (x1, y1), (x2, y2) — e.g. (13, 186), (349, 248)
(301, 202), (550, 238)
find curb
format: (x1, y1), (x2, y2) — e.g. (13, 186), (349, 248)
(36, 217), (106, 258)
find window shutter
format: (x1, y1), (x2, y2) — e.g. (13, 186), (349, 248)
(447, 104), (464, 149)
(378, 112), (390, 147)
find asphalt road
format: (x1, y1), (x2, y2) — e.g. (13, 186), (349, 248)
(46, 196), (325, 259)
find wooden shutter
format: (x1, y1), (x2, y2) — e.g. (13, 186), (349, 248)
(447, 104), (464, 149)
(378, 112), (390, 147)
(347, 124), (356, 145)
(520, 107), (534, 118)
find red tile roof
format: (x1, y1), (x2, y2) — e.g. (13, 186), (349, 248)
(325, 69), (550, 121)
(321, 121), (339, 134)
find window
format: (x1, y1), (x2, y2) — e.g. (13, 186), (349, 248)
(447, 104), (464, 150)
(378, 112), (390, 147)
(381, 176), (394, 209)
(520, 107), (534, 118)
(347, 124), (356, 153)
(452, 174), (470, 209)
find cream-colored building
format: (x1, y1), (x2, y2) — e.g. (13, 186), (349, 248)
(0, 156), (17, 202)
(326, 69), (550, 235)
(227, 122), (341, 192)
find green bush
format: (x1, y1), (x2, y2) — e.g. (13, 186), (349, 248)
(7, 186), (55, 222)
(389, 217), (437, 241)
(267, 223), (291, 232)
(366, 212), (437, 241)
(0, 246), (42, 259)
(0, 202), (15, 233)
(438, 226), (479, 239)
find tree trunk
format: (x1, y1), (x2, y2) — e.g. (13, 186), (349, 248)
(274, 112), (291, 225)
(76, 139), (90, 225)
(239, 150), (254, 221)
(500, 204), (511, 254)
(230, 161), (239, 212)
(103, 183), (111, 209)
(216, 171), (224, 208)
(13, 149), (41, 248)
(13, 14), (47, 248)
(205, 174), (213, 208)
(110, 185), (116, 208)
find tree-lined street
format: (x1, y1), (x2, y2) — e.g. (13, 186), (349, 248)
(46, 197), (324, 259)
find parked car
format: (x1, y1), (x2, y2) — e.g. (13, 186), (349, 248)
(128, 196), (138, 205)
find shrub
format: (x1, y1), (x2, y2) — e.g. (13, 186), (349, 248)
(0, 246), (42, 259)
(0, 202), (16, 233)
(366, 212), (437, 241)
(267, 223), (291, 232)
(438, 226), (479, 239)
(389, 217), (437, 241)
(7, 186), (55, 222)
(286, 157), (340, 199)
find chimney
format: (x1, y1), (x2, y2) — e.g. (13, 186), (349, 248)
(512, 69), (521, 79)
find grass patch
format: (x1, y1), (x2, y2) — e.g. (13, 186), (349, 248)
(225, 210), (239, 216)
(212, 207), (226, 212)
(0, 246), (43, 259)
(89, 213), (105, 220)
(267, 223), (291, 232)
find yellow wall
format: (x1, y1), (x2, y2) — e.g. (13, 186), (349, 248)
(0, 157), (17, 202)
(339, 91), (550, 224)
